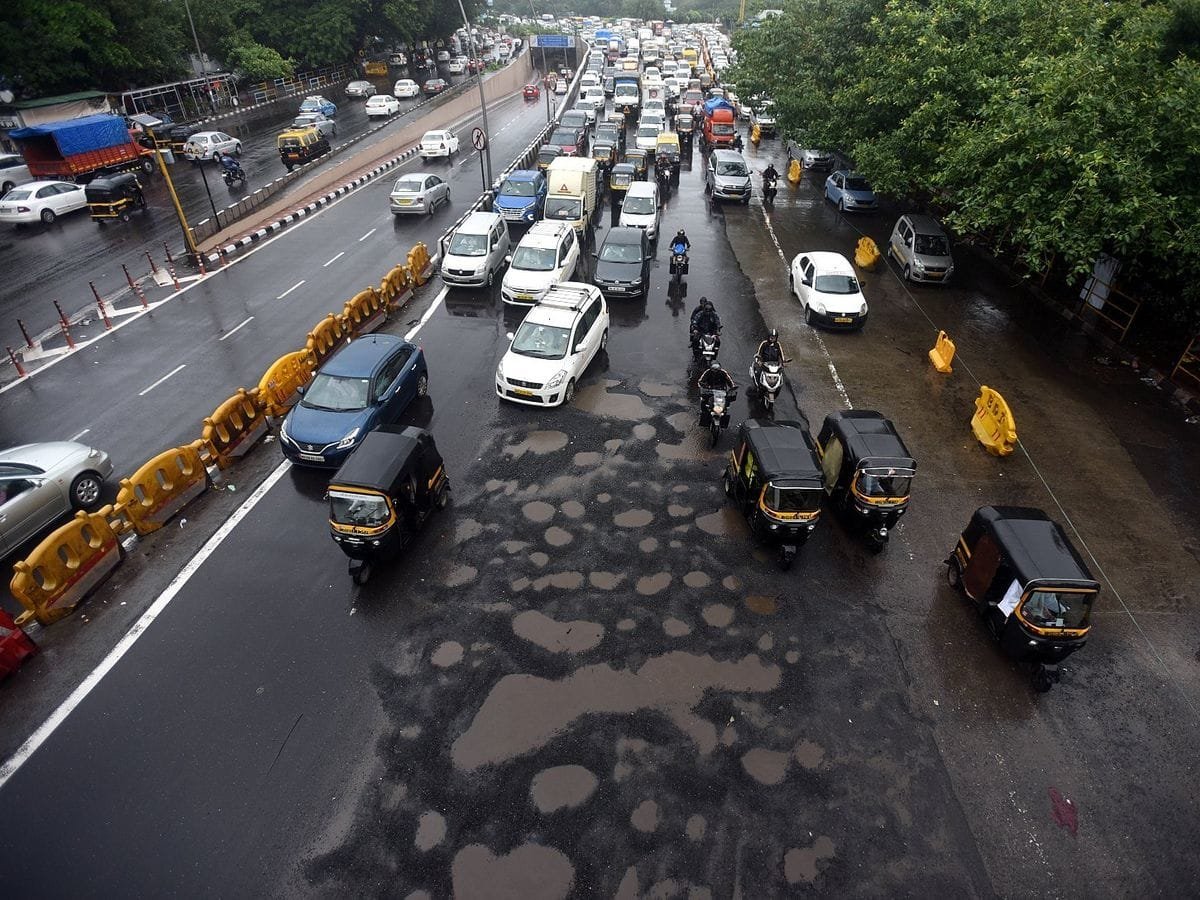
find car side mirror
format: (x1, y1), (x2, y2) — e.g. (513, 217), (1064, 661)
(592, 251), (599, 259)
(296, 385), (306, 395)
(506, 331), (515, 341)
(504, 254), (512, 265)
(802, 277), (812, 287)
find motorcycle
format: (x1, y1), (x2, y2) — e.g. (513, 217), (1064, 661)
(700, 387), (735, 447)
(222, 163), (246, 188)
(763, 174), (778, 204)
(656, 162), (672, 193)
(691, 328), (721, 362)
(750, 359), (785, 417)
(669, 243), (689, 283)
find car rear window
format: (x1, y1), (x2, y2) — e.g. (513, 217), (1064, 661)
(4, 189), (32, 200)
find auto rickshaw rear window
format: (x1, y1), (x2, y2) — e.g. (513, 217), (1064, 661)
(329, 491), (390, 527)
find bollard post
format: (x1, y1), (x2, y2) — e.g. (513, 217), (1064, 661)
(219, 246), (230, 267)
(90, 282), (112, 330)
(196, 252), (207, 276)
(7, 347), (28, 377)
(145, 251), (159, 275)
(162, 242), (175, 266)
(123, 264), (149, 308)
(53, 301), (76, 349)
(17, 319), (34, 349)
(165, 257), (181, 291)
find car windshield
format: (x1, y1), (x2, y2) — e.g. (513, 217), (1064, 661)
(393, 177), (424, 192)
(600, 241), (642, 263)
(544, 197), (581, 220)
(765, 485), (822, 513)
(448, 232), (488, 256)
(845, 176), (872, 191)
(623, 195), (655, 215)
(550, 130), (577, 146)
(638, 126), (658, 139)
(814, 274), (860, 295)
(503, 174), (542, 196)
(511, 322), (570, 359)
(716, 160), (746, 176)
(329, 491), (390, 528)
(1021, 589), (1094, 630)
(915, 233), (950, 256)
(512, 246), (557, 271)
(303, 373), (370, 411)
(855, 471), (912, 499)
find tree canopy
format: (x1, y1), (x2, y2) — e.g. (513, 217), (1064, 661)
(729, 0), (1200, 313)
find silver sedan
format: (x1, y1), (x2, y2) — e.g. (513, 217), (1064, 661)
(389, 172), (450, 216)
(1, 442), (114, 556)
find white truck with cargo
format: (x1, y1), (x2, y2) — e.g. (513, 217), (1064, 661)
(543, 157), (599, 234)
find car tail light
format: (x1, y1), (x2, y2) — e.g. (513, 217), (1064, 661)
(17, 206), (30, 213)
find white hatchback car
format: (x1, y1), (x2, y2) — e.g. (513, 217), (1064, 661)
(183, 131), (242, 161)
(419, 129), (460, 159)
(496, 282), (609, 406)
(501, 221), (580, 305)
(0, 180), (88, 225)
(789, 251), (869, 330)
(393, 79), (420, 98)
(365, 94), (401, 117)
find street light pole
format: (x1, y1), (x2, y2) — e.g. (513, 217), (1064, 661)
(181, 0), (217, 113)
(529, 0), (552, 122)
(457, 0), (493, 188)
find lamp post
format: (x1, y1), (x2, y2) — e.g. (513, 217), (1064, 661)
(181, 0), (217, 113)
(528, 0), (552, 122)
(457, 0), (493, 189)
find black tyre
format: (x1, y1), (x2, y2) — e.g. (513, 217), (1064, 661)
(946, 557), (962, 589)
(599, 329), (608, 351)
(352, 561), (372, 585)
(436, 487), (450, 510)
(486, 267), (494, 287)
(838, 199), (845, 213)
(903, 264), (912, 282)
(563, 378), (576, 404)
(804, 305), (816, 326)
(710, 420), (721, 447)
(69, 471), (104, 510)
(1033, 668), (1055, 693)
(141, 159), (155, 174)
(120, 211), (132, 222)
(778, 546), (795, 571)
(40, 208), (56, 224)
(416, 373), (429, 396)
(722, 472), (733, 498)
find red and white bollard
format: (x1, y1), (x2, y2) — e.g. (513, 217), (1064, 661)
(124, 264), (148, 308)
(7, 347), (28, 377)
(17, 319), (34, 349)
(163, 243), (181, 290)
(145, 250), (159, 275)
(90, 282), (112, 330)
(53, 300), (76, 350)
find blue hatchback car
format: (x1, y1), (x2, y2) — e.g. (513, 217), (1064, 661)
(494, 170), (548, 225)
(279, 335), (428, 468)
(299, 95), (337, 118)
(824, 170), (877, 212)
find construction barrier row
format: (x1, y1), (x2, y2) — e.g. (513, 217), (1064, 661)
(9, 242), (435, 627)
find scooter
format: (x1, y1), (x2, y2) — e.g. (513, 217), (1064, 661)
(700, 387), (735, 447)
(750, 358), (785, 417)
(763, 174), (778, 204)
(669, 243), (689, 283)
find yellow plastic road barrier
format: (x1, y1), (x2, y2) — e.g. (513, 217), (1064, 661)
(971, 386), (1017, 456)
(116, 441), (210, 535)
(10, 509), (124, 626)
(751, 124), (761, 144)
(305, 313), (349, 366)
(854, 236), (881, 271)
(929, 330), (956, 374)
(787, 158), (802, 184)
(380, 264), (414, 311)
(202, 388), (269, 469)
(258, 349), (316, 418)
(407, 242), (433, 286)
(343, 286), (387, 336)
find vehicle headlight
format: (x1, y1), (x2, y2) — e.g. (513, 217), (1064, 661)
(813, 302), (826, 315)
(279, 420), (293, 445)
(913, 257), (926, 269)
(546, 369), (568, 388)
(496, 358), (504, 378)
(336, 427), (361, 450)
(859, 302), (869, 316)
(87, 447), (102, 460)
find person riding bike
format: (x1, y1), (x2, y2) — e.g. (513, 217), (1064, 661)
(217, 152), (243, 176)
(690, 297), (720, 334)
(731, 133), (744, 152)
(762, 162), (779, 184)
(671, 229), (690, 257)
(754, 328), (791, 367)
(698, 360), (736, 394)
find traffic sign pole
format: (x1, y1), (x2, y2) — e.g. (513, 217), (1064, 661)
(471, 127), (489, 195)
(457, 0), (492, 190)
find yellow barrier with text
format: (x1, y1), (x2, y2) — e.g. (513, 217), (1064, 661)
(971, 386), (1017, 456)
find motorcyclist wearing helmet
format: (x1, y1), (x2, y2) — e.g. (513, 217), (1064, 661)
(762, 162), (779, 184)
(698, 360), (736, 393)
(217, 152), (243, 176)
(671, 229), (690, 256)
(754, 328), (791, 366)
(690, 296), (720, 333)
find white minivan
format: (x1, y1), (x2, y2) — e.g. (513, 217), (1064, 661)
(441, 211), (511, 288)
(618, 181), (660, 240)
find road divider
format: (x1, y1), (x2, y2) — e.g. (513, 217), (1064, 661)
(342, 287), (387, 335)
(202, 388), (270, 469)
(971, 386), (1017, 456)
(306, 313), (350, 365)
(116, 442), (211, 536)
(929, 330), (956, 374)
(258, 349), (317, 419)
(787, 159), (802, 184)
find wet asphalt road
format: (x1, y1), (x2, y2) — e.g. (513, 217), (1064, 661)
(0, 73), (472, 345)
(1, 114), (1199, 897)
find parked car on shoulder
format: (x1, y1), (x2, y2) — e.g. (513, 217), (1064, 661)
(0, 441), (114, 556)
(389, 172), (449, 216)
(291, 113), (337, 138)
(824, 170), (877, 212)
(888, 214), (955, 283)
(182, 131), (242, 162)
(393, 79), (420, 98)
(299, 95), (337, 117)
(0, 180), (88, 225)
(419, 129), (460, 159)
(345, 80), (376, 98)
(365, 94), (402, 117)
(789, 251), (869, 329)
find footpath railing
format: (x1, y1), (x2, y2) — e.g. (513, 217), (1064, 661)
(247, 64), (358, 105)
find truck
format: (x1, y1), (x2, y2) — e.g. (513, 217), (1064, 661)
(701, 98), (737, 149)
(543, 156), (598, 233)
(9, 114), (154, 183)
(613, 73), (641, 116)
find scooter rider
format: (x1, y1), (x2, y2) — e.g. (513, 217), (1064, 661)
(762, 162), (779, 184)
(217, 152), (244, 177)
(754, 328), (791, 367)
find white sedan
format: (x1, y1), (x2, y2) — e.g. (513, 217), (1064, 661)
(393, 79), (420, 98)
(789, 251), (869, 330)
(0, 180), (88, 225)
(182, 131), (242, 161)
(365, 95), (402, 117)
(419, 130), (460, 159)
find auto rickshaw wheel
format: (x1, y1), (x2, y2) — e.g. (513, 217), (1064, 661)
(437, 487), (450, 510)
(120, 210), (132, 222)
(351, 561), (372, 585)
(1033, 667), (1056, 693)
(722, 472), (733, 498)
(946, 558), (962, 589)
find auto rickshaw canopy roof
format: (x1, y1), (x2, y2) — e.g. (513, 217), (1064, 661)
(611, 162), (636, 178)
(740, 419), (823, 489)
(823, 409), (915, 472)
(329, 425), (441, 495)
(85, 172), (141, 201)
(968, 506), (1099, 589)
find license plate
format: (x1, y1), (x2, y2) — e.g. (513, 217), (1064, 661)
(926, 272), (944, 279)
(834, 316), (853, 324)
(512, 388), (534, 397)
(298, 452), (325, 462)
(398, 198), (412, 205)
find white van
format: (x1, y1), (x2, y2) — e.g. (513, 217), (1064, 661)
(441, 211), (511, 288)
(618, 181), (660, 240)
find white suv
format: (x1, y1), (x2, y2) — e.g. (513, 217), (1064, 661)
(496, 283), (609, 406)
(501, 221), (580, 305)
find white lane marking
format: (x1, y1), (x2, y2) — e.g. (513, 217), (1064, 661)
(759, 206), (853, 409)
(277, 280), (305, 299)
(358, 228), (377, 242)
(218, 316), (254, 341)
(70, 428), (90, 441)
(137, 364), (186, 397)
(0, 461), (293, 791)
(322, 251), (345, 267)
(406, 285), (450, 341)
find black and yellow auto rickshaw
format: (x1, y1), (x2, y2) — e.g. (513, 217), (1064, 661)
(607, 111), (627, 131)
(327, 425), (450, 584)
(675, 113), (695, 144)
(947, 506), (1100, 691)
(277, 125), (331, 172)
(535, 144), (562, 172)
(815, 410), (915, 550)
(724, 419), (824, 570)
(609, 162), (636, 204)
(623, 147), (649, 180)
(591, 140), (617, 174)
(85, 173), (147, 223)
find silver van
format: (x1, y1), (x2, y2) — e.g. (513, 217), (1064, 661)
(705, 148), (751, 203)
(441, 211), (511, 288)
(888, 213), (955, 284)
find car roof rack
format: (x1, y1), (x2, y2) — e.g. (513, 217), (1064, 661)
(539, 284), (594, 312)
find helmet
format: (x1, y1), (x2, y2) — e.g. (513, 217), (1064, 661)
(767, 329), (778, 341)
(700, 297), (711, 309)
(710, 361), (722, 370)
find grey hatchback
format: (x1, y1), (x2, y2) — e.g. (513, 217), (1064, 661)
(705, 149), (752, 203)
(0, 442), (114, 557)
(888, 213), (955, 283)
